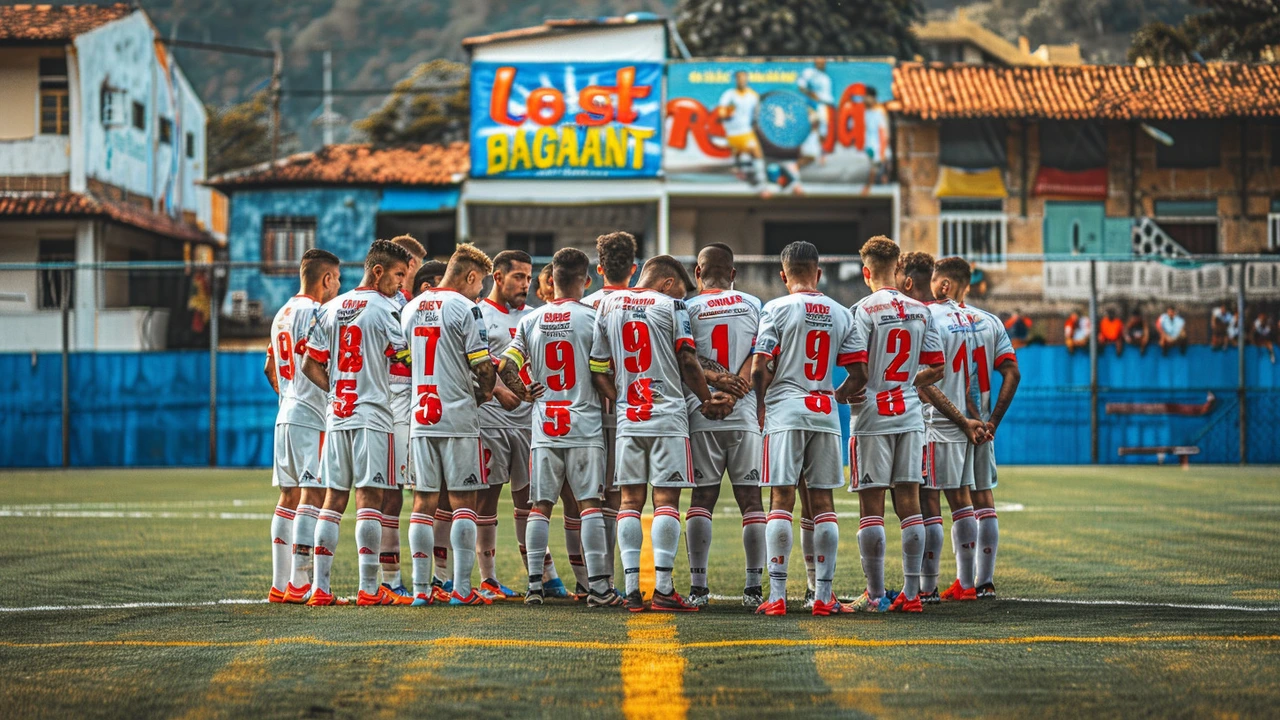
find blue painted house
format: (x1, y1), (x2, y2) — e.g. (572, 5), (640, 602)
(204, 142), (467, 332)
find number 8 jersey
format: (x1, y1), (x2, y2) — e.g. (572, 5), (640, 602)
(307, 287), (408, 433)
(848, 288), (944, 436)
(399, 289), (491, 438)
(502, 298), (603, 448)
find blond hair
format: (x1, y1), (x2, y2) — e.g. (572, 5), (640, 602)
(448, 243), (493, 276)
(389, 234), (426, 260)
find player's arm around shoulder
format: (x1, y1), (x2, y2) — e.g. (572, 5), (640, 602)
(835, 303), (870, 404)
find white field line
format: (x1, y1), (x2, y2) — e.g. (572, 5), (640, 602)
(0, 510), (272, 520)
(0, 500), (264, 511)
(0, 599), (268, 613)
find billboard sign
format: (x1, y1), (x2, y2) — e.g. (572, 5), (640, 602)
(470, 61), (663, 179)
(664, 59), (895, 191)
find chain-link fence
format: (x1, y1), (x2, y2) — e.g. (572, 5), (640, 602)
(1, 255), (1277, 468)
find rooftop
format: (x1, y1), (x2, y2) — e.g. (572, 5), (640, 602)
(463, 14), (666, 48)
(0, 192), (215, 245)
(203, 143), (470, 190)
(0, 3), (133, 42)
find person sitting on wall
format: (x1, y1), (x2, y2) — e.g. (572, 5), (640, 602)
(1124, 308), (1151, 356)
(1210, 302), (1237, 351)
(1157, 306), (1189, 356)
(1252, 311), (1276, 364)
(1004, 310), (1032, 349)
(969, 266), (988, 298)
(1064, 309), (1091, 354)
(1098, 308), (1125, 356)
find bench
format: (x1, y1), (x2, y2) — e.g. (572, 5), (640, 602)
(1117, 445), (1200, 468)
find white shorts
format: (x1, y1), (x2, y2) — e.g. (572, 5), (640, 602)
(530, 446), (606, 504)
(762, 430), (843, 490)
(851, 431), (924, 490)
(410, 436), (488, 493)
(393, 421), (410, 489)
(603, 426), (618, 492)
(615, 435), (694, 488)
(272, 423), (324, 489)
(691, 430), (762, 487)
(321, 428), (397, 492)
(971, 439), (998, 491)
(922, 440), (974, 491)
(481, 427), (531, 491)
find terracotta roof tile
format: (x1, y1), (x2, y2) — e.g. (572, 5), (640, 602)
(0, 192), (214, 244)
(894, 63), (1280, 120)
(0, 3), (133, 42)
(204, 142), (469, 189)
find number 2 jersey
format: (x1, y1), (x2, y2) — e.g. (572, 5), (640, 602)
(269, 294), (327, 431)
(848, 288), (944, 436)
(754, 292), (858, 437)
(399, 288), (491, 438)
(963, 302), (1016, 423)
(924, 298), (980, 443)
(684, 290), (762, 434)
(307, 288), (407, 433)
(502, 298), (603, 449)
(590, 289), (695, 438)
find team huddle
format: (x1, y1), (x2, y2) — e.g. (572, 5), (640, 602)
(264, 230), (1020, 615)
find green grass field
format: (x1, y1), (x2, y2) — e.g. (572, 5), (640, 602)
(1, 466), (1278, 719)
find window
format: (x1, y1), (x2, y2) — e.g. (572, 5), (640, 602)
(939, 199), (1007, 267)
(1154, 200), (1219, 255)
(39, 57), (69, 135)
(1154, 121), (1222, 169)
(100, 86), (127, 128)
(261, 217), (317, 272)
(132, 101), (145, 131)
(159, 118), (172, 145)
(940, 120), (1008, 169)
(505, 232), (555, 258)
(185, 132), (195, 159)
(37, 239), (75, 310)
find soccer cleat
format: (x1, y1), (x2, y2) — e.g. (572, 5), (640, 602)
(306, 588), (349, 606)
(379, 586), (413, 605)
(742, 586), (764, 608)
(449, 590), (492, 606)
(525, 587), (544, 606)
(755, 598), (787, 616)
(651, 590), (699, 612)
(940, 579), (977, 602)
(475, 586), (501, 602)
(383, 583), (412, 599)
(587, 588), (626, 608)
(543, 577), (572, 599)
(356, 589), (384, 606)
(575, 583), (589, 602)
(687, 586), (710, 607)
(802, 588), (816, 610)
(849, 590), (892, 613)
(481, 578), (519, 600)
(919, 589), (941, 605)
(812, 594), (855, 616)
(623, 590), (647, 612)
(283, 583), (311, 604)
(268, 587), (287, 604)
(441, 579), (453, 594)
(410, 592), (435, 607)
(889, 592), (924, 613)
(976, 582), (997, 599)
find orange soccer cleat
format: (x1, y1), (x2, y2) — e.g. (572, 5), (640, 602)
(755, 598), (787, 616)
(306, 588), (349, 606)
(268, 587), (287, 604)
(940, 579), (977, 602)
(283, 583), (311, 604)
(449, 590), (493, 606)
(889, 592), (924, 613)
(812, 594), (855, 616)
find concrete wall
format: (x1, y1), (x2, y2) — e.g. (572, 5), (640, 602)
(0, 47), (64, 140)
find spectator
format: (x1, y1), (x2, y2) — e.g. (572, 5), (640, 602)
(1004, 310), (1032, 349)
(1210, 302), (1238, 350)
(1252, 311), (1276, 364)
(1064, 309), (1091, 354)
(1157, 305), (1188, 355)
(1124, 308), (1151, 356)
(1098, 307), (1125, 356)
(969, 266), (989, 298)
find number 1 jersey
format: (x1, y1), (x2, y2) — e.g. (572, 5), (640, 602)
(685, 289), (761, 434)
(308, 288), (407, 434)
(400, 288), (491, 438)
(754, 292), (858, 437)
(270, 294), (327, 431)
(964, 303), (1016, 423)
(848, 288), (944, 436)
(924, 298), (979, 442)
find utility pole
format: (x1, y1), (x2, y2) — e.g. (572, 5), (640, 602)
(270, 43), (283, 161)
(322, 50), (334, 147)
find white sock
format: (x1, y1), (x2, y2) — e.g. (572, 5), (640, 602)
(433, 508), (452, 583)
(513, 508), (530, 574)
(313, 509), (342, 594)
(952, 506), (977, 589)
(651, 506), (681, 595)
(742, 511), (767, 590)
(271, 505), (295, 592)
(580, 507), (610, 594)
(900, 514), (924, 600)
(451, 509), (478, 597)
(476, 514), (498, 583)
(542, 547), (559, 583)
(379, 514), (401, 588)
(564, 514), (589, 590)
(409, 512), (434, 597)
(617, 509), (643, 596)
(813, 511), (839, 602)
(975, 507), (1000, 587)
(921, 516), (944, 594)
(355, 508), (383, 595)
(800, 517), (816, 592)
(765, 510), (793, 602)
(857, 516), (886, 599)
(602, 507), (618, 588)
(685, 507), (713, 589)
(752, 157), (766, 185)
(290, 504), (319, 589)
(525, 509), (550, 592)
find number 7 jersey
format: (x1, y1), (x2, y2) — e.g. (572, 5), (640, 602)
(502, 298), (603, 449)
(399, 289), (491, 438)
(849, 288), (944, 436)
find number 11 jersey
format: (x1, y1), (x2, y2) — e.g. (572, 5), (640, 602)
(503, 298), (602, 449)
(400, 288), (491, 438)
(848, 288), (944, 436)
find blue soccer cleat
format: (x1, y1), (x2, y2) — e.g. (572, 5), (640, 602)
(383, 583), (412, 598)
(543, 577), (571, 599)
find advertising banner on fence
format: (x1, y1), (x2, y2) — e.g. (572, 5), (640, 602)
(665, 59), (894, 192)
(470, 61), (663, 179)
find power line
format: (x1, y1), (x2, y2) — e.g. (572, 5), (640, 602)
(284, 83), (465, 98)
(159, 38), (276, 59)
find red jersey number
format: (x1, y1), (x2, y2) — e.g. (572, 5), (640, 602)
(804, 330), (831, 381)
(884, 328), (911, 382)
(621, 321), (652, 373)
(543, 400), (571, 437)
(415, 384), (443, 425)
(275, 332), (294, 380)
(337, 326), (364, 373)
(333, 379), (358, 418)
(971, 346), (991, 393)
(544, 341), (576, 391)
(414, 326), (441, 377)
(710, 324), (730, 371)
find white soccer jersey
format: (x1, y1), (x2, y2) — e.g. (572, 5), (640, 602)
(718, 88), (759, 137)
(582, 285), (628, 430)
(797, 67), (834, 106)
(269, 294), (327, 431)
(478, 298), (534, 430)
(924, 299), (980, 442)
(685, 289), (761, 434)
(848, 288), (944, 436)
(503, 298), (603, 449)
(590, 289), (695, 438)
(964, 302), (1016, 422)
(307, 288), (407, 434)
(388, 290), (413, 417)
(400, 288), (491, 438)
(754, 292), (858, 436)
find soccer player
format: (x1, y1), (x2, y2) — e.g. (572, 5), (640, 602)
(413, 260), (447, 296)
(380, 235), (424, 599)
(264, 249), (341, 604)
(400, 244), (498, 606)
(717, 70), (765, 187)
(535, 264), (555, 304)
(751, 241), (860, 617)
(300, 240), (414, 606)
(683, 243), (760, 607)
(497, 247), (623, 607)
(581, 231), (640, 599)
(590, 255), (733, 612)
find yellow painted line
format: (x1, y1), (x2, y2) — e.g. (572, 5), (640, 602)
(621, 613), (688, 720)
(3, 634), (1278, 651)
(639, 513), (654, 597)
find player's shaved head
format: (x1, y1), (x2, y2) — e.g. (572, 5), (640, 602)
(596, 231), (637, 284)
(299, 248), (339, 285)
(389, 234), (425, 261)
(697, 243), (735, 288)
(638, 255), (694, 299)
(365, 239), (412, 273)
(780, 240), (820, 280)
(934, 256), (971, 289)
(552, 247), (589, 289)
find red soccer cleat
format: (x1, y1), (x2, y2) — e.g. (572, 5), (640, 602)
(283, 583), (311, 604)
(755, 598), (787, 616)
(889, 593), (924, 613)
(306, 588), (349, 606)
(268, 587), (287, 603)
(940, 578), (977, 602)
(650, 590), (699, 612)
(812, 594), (855, 616)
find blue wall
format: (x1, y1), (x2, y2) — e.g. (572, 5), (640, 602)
(2, 346), (1277, 468)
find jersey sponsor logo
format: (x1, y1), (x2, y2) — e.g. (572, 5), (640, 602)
(704, 294), (743, 309)
(890, 298), (907, 320)
(336, 300), (368, 323)
(543, 311), (571, 323)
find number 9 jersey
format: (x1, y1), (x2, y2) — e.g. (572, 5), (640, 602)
(848, 289), (944, 436)
(307, 287), (407, 433)
(400, 289), (491, 438)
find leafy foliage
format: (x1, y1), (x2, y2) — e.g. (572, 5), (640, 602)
(351, 60), (469, 147)
(677, 0), (923, 58)
(205, 91), (295, 176)
(1129, 0), (1280, 63)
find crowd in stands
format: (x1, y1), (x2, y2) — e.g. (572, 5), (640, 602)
(1044, 304), (1276, 362)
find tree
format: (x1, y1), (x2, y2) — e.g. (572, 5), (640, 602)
(676, 0), (922, 58)
(353, 59), (469, 147)
(206, 91), (290, 176)
(1129, 0), (1280, 64)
